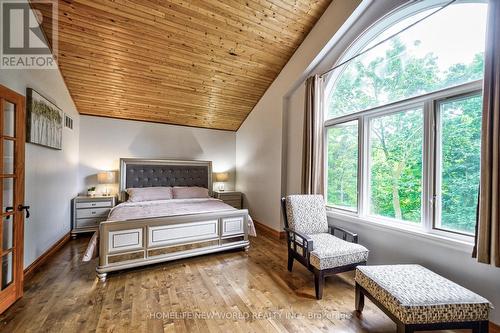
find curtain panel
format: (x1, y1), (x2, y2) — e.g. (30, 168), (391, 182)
(302, 75), (324, 195)
(474, 0), (500, 267)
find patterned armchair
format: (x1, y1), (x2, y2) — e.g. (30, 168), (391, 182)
(281, 195), (369, 299)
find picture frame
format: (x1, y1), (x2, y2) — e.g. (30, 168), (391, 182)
(26, 88), (63, 150)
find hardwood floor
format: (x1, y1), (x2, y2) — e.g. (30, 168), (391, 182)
(0, 233), (466, 332)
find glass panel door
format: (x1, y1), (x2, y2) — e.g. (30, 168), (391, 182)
(1, 172), (14, 291)
(0, 87), (26, 314)
(1, 101), (15, 291)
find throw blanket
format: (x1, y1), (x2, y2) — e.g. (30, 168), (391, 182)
(83, 198), (256, 261)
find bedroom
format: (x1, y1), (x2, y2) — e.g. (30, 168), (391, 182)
(0, 0), (499, 332)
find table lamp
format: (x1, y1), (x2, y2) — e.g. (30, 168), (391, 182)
(214, 172), (229, 191)
(97, 171), (116, 196)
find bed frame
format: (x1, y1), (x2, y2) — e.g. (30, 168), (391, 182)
(96, 158), (250, 281)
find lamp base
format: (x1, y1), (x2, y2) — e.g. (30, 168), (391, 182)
(102, 186), (111, 196)
(218, 183), (225, 191)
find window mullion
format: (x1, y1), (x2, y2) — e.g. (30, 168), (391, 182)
(359, 116), (369, 217)
(422, 99), (435, 232)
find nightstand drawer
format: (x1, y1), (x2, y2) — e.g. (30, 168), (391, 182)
(218, 193), (241, 201)
(224, 200), (242, 209)
(76, 218), (102, 228)
(76, 201), (113, 209)
(77, 208), (110, 219)
(72, 196), (116, 237)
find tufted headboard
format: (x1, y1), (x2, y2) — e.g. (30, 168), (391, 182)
(119, 158), (212, 201)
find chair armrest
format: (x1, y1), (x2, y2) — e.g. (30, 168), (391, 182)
(284, 227), (314, 254)
(330, 225), (359, 243)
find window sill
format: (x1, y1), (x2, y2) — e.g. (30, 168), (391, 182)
(326, 210), (474, 254)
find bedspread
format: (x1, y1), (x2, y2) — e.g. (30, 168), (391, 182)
(83, 198), (256, 261)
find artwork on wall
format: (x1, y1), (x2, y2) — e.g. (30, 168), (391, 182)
(26, 88), (63, 150)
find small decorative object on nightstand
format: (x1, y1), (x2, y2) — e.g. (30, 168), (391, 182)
(213, 190), (242, 209)
(87, 187), (96, 197)
(214, 172), (229, 191)
(71, 196), (116, 238)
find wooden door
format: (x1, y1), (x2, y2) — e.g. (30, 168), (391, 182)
(0, 85), (26, 313)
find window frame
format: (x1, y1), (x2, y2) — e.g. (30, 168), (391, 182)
(324, 79), (482, 242)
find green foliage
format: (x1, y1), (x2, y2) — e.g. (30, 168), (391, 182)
(439, 95), (482, 233)
(369, 109), (423, 222)
(327, 37), (483, 232)
(327, 122), (358, 210)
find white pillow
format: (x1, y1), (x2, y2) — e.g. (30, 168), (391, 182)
(172, 186), (209, 199)
(126, 187), (173, 202)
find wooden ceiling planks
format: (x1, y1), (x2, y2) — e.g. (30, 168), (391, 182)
(32, 0), (332, 130)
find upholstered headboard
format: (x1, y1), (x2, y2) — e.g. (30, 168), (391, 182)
(119, 158), (212, 201)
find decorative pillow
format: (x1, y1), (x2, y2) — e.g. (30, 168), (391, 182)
(172, 186), (209, 199)
(126, 187), (173, 202)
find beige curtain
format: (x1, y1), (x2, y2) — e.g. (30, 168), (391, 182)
(473, 0), (500, 267)
(302, 74), (324, 195)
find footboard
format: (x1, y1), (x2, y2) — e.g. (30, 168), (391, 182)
(96, 209), (249, 279)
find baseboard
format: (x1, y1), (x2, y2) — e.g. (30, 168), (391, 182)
(491, 321), (500, 333)
(23, 232), (71, 281)
(253, 220), (286, 239)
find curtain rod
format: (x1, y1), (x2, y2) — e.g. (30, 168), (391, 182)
(319, 0), (457, 79)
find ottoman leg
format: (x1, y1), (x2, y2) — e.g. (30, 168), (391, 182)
(396, 323), (412, 333)
(355, 283), (365, 313)
(473, 320), (489, 333)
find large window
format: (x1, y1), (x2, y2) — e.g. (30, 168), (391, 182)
(324, 1), (487, 239)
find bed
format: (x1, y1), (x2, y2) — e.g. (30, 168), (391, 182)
(87, 158), (255, 281)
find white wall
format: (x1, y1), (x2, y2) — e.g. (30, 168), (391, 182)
(236, 0), (364, 229)
(285, 84), (306, 195)
(0, 70), (80, 268)
(78, 116), (236, 195)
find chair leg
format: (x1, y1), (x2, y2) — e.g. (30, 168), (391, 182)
(314, 270), (325, 300)
(355, 283), (364, 313)
(287, 252), (294, 272)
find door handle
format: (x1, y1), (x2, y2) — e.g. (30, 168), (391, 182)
(5, 206), (13, 219)
(18, 205), (30, 218)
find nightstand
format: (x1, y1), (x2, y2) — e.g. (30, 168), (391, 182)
(213, 190), (242, 209)
(71, 196), (116, 238)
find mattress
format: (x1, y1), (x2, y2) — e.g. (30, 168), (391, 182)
(83, 198), (256, 261)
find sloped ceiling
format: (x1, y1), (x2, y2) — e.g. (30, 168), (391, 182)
(33, 0), (331, 130)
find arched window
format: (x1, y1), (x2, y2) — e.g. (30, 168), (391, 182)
(324, 1), (487, 237)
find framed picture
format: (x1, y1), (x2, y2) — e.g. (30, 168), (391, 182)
(26, 88), (63, 150)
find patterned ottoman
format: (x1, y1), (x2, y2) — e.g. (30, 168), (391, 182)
(355, 265), (492, 333)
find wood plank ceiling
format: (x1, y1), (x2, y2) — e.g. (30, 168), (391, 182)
(33, 0), (332, 130)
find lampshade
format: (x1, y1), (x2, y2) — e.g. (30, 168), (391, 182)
(214, 172), (229, 182)
(97, 171), (116, 185)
